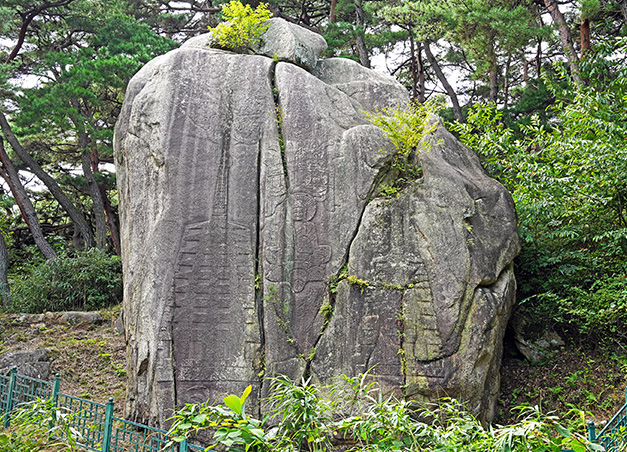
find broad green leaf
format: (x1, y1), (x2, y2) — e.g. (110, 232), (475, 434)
(240, 384), (252, 404)
(224, 394), (243, 415)
(249, 428), (265, 438)
(555, 424), (570, 437)
(192, 413), (208, 424)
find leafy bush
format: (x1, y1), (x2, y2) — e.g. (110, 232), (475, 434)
(0, 398), (80, 451)
(7, 248), (122, 313)
(167, 372), (597, 452)
(448, 37), (627, 337)
(209, 0), (272, 50)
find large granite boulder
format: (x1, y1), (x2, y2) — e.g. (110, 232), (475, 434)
(114, 21), (519, 426)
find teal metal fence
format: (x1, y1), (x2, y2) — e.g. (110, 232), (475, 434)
(589, 389), (627, 451)
(0, 367), (205, 452)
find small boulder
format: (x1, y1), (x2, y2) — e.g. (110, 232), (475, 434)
(59, 311), (103, 325)
(180, 33), (217, 51)
(511, 311), (565, 363)
(0, 349), (50, 380)
(313, 58), (408, 112)
(253, 18), (327, 70)
(14, 313), (45, 324)
(112, 311), (124, 335)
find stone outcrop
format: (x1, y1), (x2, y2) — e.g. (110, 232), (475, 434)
(253, 18), (327, 70)
(312, 121), (519, 421)
(114, 19), (519, 426)
(511, 311), (565, 364)
(0, 349), (50, 380)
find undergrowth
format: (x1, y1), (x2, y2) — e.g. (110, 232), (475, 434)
(167, 372), (600, 451)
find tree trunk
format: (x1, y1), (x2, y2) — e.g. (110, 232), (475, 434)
(90, 148), (120, 255)
(620, 0), (627, 22)
(424, 40), (464, 122)
(80, 149), (107, 249)
(535, 37), (542, 77)
(70, 99), (108, 250)
(523, 58), (529, 84)
(329, 0), (337, 22)
(503, 56), (511, 111)
(100, 184), (120, 255)
(544, 0), (584, 85)
(0, 111), (95, 248)
(0, 230), (9, 307)
(580, 17), (591, 56)
(0, 138), (56, 260)
(489, 67), (498, 103)
(409, 30), (419, 102)
(354, 0), (370, 68)
(417, 42), (426, 104)
(487, 38), (498, 103)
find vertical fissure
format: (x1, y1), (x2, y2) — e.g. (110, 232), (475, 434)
(169, 322), (178, 416)
(254, 132), (265, 418)
(258, 59), (297, 392)
(271, 62), (290, 189)
(398, 291), (407, 395)
(303, 142), (398, 376)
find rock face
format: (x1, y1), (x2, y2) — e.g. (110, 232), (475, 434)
(0, 349), (50, 380)
(114, 20), (519, 426)
(253, 18), (327, 70)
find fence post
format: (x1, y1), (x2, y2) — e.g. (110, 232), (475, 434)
(180, 438), (189, 452)
(3, 366), (17, 427)
(52, 373), (60, 405)
(49, 373), (61, 436)
(588, 420), (596, 443)
(101, 398), (115, 452)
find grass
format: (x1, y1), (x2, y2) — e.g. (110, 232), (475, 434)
(0, 304), (126, 416)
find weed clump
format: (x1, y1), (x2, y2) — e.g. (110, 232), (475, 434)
(209, 0), (272, 50)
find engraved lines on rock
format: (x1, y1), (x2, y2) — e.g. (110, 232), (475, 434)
(152, 58), (229, 411)
(302, 134), (409, 380)
(270, 63), (335, 366)
(172, 122), (256, 398)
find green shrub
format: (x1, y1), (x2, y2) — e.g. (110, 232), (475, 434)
(364, 98), (443, 159)
(166, 372), (597, 452)
(209, 0), (272, 50)
(448, 37), (627, 337)
(7, 248), (122, 313)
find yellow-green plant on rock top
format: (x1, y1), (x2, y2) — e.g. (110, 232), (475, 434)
(365, 97), (444, 197)
(364, 97), (444, 160)
(209, 0), (272, 50)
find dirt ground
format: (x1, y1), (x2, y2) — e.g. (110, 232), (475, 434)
(0, 305), (127, 416)
(497, 329), (627, 431)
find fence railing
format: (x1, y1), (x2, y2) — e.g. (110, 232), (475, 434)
(588, 389), (627, 451)
(0, 367), (204, 452)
